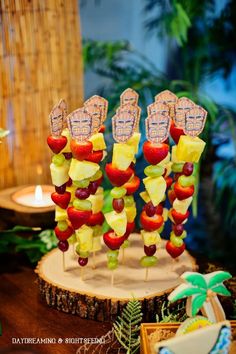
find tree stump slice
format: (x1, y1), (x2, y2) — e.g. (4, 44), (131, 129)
(36, 234), (197, 322)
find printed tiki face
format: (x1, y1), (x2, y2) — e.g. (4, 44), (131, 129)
(67, 108), (92, 142)
(112, 109), (136, 143)
(84, 95), (108, 122)
(155, 90), (177, 118)
(120, 88), (139, 106)
(174, 97), (195, 129)
(84, 104), (102, 133)
(184, 106), (207, 137)
(58, 99), (67, 129)
(116, 104), (140, 129)
(147, 102), (169, 116)
(145, 113), (170, 143)
(49, 105), (64, 137)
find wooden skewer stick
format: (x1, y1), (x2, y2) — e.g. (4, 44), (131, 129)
(63, 252), (66, 272)
(145, 267), (149, 282)
(111, 271), (114, 287)
(122, 248), (125, 265)
(80, 267), (84, 281)
(92, 251), (96, 269)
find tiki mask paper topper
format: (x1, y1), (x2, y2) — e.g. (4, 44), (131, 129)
(145, 113), (170, 144)
(84, 95), (108, 123)
(184, 106), (207, 137)
(49, 99), (67, 136)
(112, 108), (136, 143)
(67, 108), (93, 142)
(116, 104), (141, 130)
(84, 104), (102, 134)
(147, 102), (169, 116)
(120, 88), (139, 106)
(174, 97), (195, 129)
(155, 90), (178, 118)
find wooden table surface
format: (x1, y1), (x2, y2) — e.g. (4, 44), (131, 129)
(0, 255), (112, 354)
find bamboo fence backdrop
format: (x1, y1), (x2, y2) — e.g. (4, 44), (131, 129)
(0, 0), (84, 188)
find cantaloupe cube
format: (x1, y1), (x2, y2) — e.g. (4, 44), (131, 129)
(141, 230), (161, 246)
(50, 161), (70, 187)
(143, 176), (166, 206)
(75, 225), (93, 252)
(89, 133), (106, 151)
(104, 210), (127, 236)
(139, 191), (151, 203)
(112, 143), (135, 171)
(173, 197), (193, 214)
(69, 159), (99, 180)
(61, 128), (71, 153)
(171, 146), (184, 163)
(88, 187), (104, 213)
(176, 135), (206, 163)
(126, 132), (141, 154)
(92, 236), (102, 252)
(125, 205), (137, 222)
(55, 206), (67, 221)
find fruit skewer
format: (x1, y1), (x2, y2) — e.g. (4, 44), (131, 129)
(104, 99), (140, 277)
(140, 108), (171, 281)
(67, 107), (104, 271)
(47, 100), (74, 270)
(167, 103), (208, 259)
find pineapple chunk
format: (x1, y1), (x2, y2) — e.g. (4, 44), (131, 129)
(176, 135), (206, 163)
(55, 206), (67, 221)
(105, 210), (127, 236)
(112, 143), (135, 171)
(61, 128), (71, 153)
(88, 187), (104, 213)
(159, 152), (171, 166)
(69, 159), (99, 180)
(173, 197), (193, 214)
(126, 132), (141, 154)
(66, 185), (76, 202)
(141, 230), (161, 246)
(171, 146), (184, 163)
(50, 162), (70, 187)
(163, 208), (169, 222)
(75, 225), (93, 252)
(143, 176), (166, 207)
(92, 236), (102, 252)
(89, 133), (106, 151)
(125, 205), (137, 222)
(140, 191), (151, 203)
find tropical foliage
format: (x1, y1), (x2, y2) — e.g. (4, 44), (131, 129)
(156, 300), (187, 323)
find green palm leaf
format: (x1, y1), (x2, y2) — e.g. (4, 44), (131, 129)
(207, 271), (232, 288)
(211, 284), (231, 297)
(182, 272), (207, 289)
(169, 284), (205, 302)
(191, 294), (207, 316)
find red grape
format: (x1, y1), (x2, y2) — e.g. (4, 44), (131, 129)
(75, 188), (90, 200)
(183, 162), (194, 176)
(89, 181), (99, 195)
(55, 183), (66, 194)
(63, 152), (73, 160)
(156, 204), (163, 215)
(144, 244), (156, 256)
(144, 202), (156, 217)
(78, 257), (88, 267)
(173, 224), (184, 236)
(112, 198), (125, 213)
(58, 240), (69, 252)
(66, 177), (72, 187)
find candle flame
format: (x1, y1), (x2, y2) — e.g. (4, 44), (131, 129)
(35, 185), (43, 203)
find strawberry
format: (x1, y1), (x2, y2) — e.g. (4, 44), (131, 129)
(87, 211), (104, 226)
(67, 207), (92, 229)
(70, 139), (93, 160)
(105, 163), (133, 187)
(123, 221), (135, 240)
(99, 124), (106, 133)
(166, 240), (185, 258)
(168, 190), (176, 205)
(51, 191), (71, 209)
(86, 150), (103, 164)
(165, 176), (173, 189)
(140, 211), (164, 231)
(174, 182), (194, 200)
(123, 176), (140, 195)
(171, 209), (189, 224)
(54, 225), (73, 241)
(103, 230), (126, 250)
(156, 204), (164, 215)
(170, 121), (184, 144)
(143, 141), (169, 165)
(47, 135), (67, 154)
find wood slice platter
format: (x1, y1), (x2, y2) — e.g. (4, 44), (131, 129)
(36, 234), (197, 322)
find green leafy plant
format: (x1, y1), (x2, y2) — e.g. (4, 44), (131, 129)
(156, 300), (187, 323)
(113, 299), (143, 354)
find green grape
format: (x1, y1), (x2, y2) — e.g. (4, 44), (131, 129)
(140, 255), (157, 267)
(110, 186), (126, 199)
(172, 163), (184, 173)
(157, 225), (164, 234)
(73, 179), (90, 188)
(121, 240), (130, 249)
(180, 230), (187, 239)
(170, 232), (184, 247)
(108, 259), (118, 270)
(79, 251), (90, 258)
(75, 244), (80, 255)
(92, 225), (103, 237)
(90, 169), (103, 182)
(73, 199), (92, 211)
(178, 175), (195, 187)
(107, 250), (119, 260)
(57, 220), (68, 231)
(144, 165), (165, 177)
(68, 234), (76, 244)
(124, 195), (134, 207)
(52, 154), (65, 166)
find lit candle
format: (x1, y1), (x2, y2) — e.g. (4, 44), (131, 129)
(13, 185), (54, 208)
